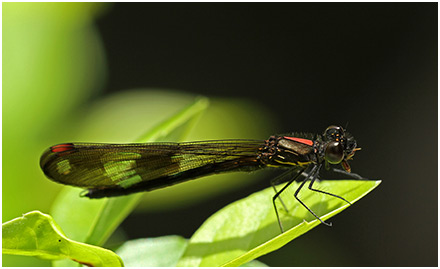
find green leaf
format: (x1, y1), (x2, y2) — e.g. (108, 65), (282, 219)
(136, 96), (209, 143)
(114, 235), (267, 267)
(49, 97), (209, 263)
(116, 235), (188, 267)
(3, 5), (108, 266)
(177, 179), (381, 267)
(2, 211), (123, 267)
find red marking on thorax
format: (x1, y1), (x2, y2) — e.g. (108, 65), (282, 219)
(51, 143), (75, 153)
(283, 136), (314, 146)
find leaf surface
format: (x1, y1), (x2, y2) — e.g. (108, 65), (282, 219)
(2, 211), (123, 267)
(177, 179), (381, 267)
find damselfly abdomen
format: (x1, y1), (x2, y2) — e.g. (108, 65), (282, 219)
(40, 125), (360, 232)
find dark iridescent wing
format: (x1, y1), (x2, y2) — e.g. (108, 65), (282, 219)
(40, 140), (265, 197)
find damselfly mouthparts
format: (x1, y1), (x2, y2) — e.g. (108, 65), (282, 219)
(40, 125), (360, 232)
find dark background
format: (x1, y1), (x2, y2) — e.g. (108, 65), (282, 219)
(94, 3), (437, 266)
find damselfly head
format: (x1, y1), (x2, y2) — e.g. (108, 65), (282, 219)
(322, 125), (359, 172)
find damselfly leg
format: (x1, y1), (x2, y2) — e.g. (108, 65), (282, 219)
(292, 164), (333, 228)
(270, 168), (303, 213)
(273, 163), (350, 233)
(272, 167), (306, 233)
(308, 171), (352, 205)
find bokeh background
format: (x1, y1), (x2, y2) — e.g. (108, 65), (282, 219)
(3, 2), (437, 266)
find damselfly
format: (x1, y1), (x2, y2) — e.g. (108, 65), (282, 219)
(40, 125), (360, 232)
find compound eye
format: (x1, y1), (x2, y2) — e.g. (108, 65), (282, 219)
(324, 125), (344, 141)
(325, 141), (344, 164)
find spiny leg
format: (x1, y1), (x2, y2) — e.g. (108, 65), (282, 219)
(294, 164), (332, 227)
(272, 167), (306, 233)
(271, 168), (302, 213)
(308, 169), (352, 205)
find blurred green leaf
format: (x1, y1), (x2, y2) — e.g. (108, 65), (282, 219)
(117, 235), (188, 267)
(2, 211), (123, 267)
(3, 3), (107, 133)
(115, 235), (267, 267)
(136, 96), (209, 142)
(2, 3), (109, 266)
(50, 97), (209, 258)
(177, 180), (381, 266)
